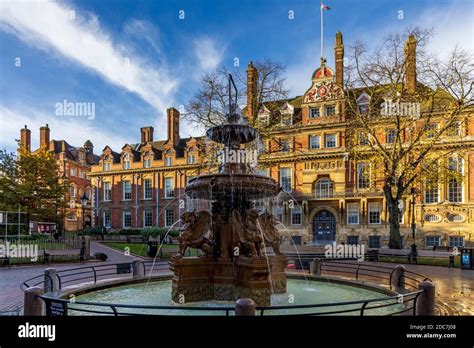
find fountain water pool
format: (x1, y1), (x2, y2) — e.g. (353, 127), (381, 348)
(70, 278), (404, 316)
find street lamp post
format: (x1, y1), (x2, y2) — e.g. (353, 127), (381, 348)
(80, 192), (88, 234)
(410, 187), (417, 241)
(80, 192), (88, 263)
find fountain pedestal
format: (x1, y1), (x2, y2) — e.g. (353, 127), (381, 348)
(170, 254), (287, 306)
(171, 95), (287, 307)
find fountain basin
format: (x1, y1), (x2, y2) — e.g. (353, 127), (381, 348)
(68, 277), (405, 316)
(185, 174), (280, 200)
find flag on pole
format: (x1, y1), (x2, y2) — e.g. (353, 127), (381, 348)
(321, 3), (331, 10)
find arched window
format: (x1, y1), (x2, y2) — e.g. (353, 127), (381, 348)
(123, 153), (131, 170)
(315, 178), (333, 198)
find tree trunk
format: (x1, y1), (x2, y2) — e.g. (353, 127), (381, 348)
(383, 185), (401, 249)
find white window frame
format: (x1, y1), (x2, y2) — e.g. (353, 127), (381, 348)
(325, 105), (336, 116)
(368, 202), (381, 225)
(291, 207), (302, 226)
(164, 177), (174, 199)
(123, 153), (131, 170)
(122, 210), (132, 228)
(347, 203), (359, 225)
(309, 135), (321, 149)
(449, 236), (464, 248)
(315, 178), (333, 198)
(447, 157), (464, 203)
(122, 180), (132, 201)
(143, 209), (153, 227)
(325, 134), (337, 148)
(280, 167), (292, 193)
(103, 182), (112, 201)
(165, 209), (174, 227)
(103, 211), (111, 228)
(309, 107), (320, 118)
(143, 179), (153, 200)
(357, 162), (371, 189)
(425, 236), (441, 248)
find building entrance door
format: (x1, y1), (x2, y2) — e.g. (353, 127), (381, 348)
(313, 210), (336, 245)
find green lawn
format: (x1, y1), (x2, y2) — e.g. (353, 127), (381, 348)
(102, 242), (200, 258)
(378, 255), (461, 268)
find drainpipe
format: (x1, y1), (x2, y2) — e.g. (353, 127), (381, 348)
(135, 174), (139, 227)
(156, 172), (159, 227)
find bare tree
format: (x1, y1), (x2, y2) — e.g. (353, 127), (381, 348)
(345, 27), (474, 248)
(182, 60), (289, 129)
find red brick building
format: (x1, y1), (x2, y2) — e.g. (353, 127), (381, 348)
(20, 124), (99, 232)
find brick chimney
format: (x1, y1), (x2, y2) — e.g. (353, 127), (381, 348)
(39, 124), (50, 149)
(404, 34), (417, 93)
(246, 61), (258, 122)
(140, 126), (154, 143)
(167, 108), (180, 145)
(20, 125), (31, 152)
(334, 31), (344, 86)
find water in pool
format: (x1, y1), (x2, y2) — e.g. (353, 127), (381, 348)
(71, 279), (403, 316)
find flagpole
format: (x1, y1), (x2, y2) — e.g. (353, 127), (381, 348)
(320, 0), (324, 61)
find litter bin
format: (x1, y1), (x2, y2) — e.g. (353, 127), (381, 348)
(461, 248), (473, 270)
(147, 240), (158, 258)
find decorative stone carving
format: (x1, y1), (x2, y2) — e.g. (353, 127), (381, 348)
(258, 212), (282, 255)
(231, 209), (264, 258)
(177, 211), (214, 257)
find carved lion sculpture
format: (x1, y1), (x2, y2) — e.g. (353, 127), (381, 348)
(178, 211), (213, 257)
(231, 209), (264, 258)
(258, 213), (282, 255)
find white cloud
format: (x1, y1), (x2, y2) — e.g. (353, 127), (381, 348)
(0, 106), (126, 154)
(0, 0), (176, 112)
(193, 36), (224, 72)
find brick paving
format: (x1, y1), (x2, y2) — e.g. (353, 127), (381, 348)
(0, 241), (147, 314)
(1, 244), (473, 315)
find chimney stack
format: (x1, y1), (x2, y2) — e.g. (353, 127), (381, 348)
(246, 62), (258, 122)
(39, 124), (50, 149)
(404, 34), (417, 93)
(167, 108), (180, 145)
(334, 31), (344, 86)
(20, 125), (31, 152)
(141, 126), (154, 143)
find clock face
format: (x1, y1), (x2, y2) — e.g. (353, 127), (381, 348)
(318, 86), (328, 97)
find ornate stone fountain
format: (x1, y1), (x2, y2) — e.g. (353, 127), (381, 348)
(170, 76), (287, 306)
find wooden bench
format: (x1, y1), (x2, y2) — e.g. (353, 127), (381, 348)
(43, 249), (82, 264)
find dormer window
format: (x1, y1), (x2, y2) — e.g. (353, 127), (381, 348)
(103, 155), (111, 172)
(165, 150), (173, 167)
(281, 113), (292, 126)
(122, 153), (131, 170)
(357, 92), (370, 114)
(187, 147), (196, 164)
(309, 107), (320, 118)
(280, 102), (294, 126)
(143, 152), (152, 168)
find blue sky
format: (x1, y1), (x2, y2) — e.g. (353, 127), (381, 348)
(0, 0), (472, 153)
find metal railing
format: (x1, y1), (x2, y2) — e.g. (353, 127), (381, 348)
(319, 259), (431, 291)
(21, 259), (429, 316)
(21, 260), (170, 292)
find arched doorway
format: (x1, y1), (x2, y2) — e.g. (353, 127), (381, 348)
(313, 210), (336, 245)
